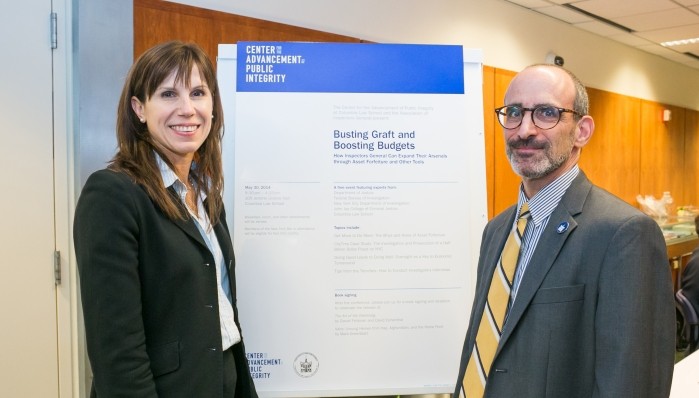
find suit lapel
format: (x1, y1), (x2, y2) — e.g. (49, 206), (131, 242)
(466, 208), (517, 348)
(166, 186), (209, 249)
(213, 219), (234, 268)
(171, 216), (208, 248)
(482, 211), (517, 295)
(212, 208), (239, 319)
(496, 172), (592, 352)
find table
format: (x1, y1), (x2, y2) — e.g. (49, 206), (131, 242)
(670, 349), (699, 397)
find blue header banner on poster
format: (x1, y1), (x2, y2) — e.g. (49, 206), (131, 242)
(236, 41), (465, 94)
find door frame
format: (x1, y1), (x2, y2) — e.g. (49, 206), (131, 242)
(52, 0), (81, 396)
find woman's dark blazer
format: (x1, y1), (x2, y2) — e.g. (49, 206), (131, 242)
(74, 169), (258, 398)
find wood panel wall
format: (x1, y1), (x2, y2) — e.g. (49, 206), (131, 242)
(135, 0), (699, 219)
(684, 110), (699, 207)
(580, 89), (642, 205)
(134, 0), (362, 63)
(488, 68), (522, 216)
(639, 102), (686, 203)
(482, 66), (496, 220)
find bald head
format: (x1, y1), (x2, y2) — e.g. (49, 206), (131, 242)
(507, 64), (588, 118)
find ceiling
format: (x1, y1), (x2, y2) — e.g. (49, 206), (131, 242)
(504, 0), (699, 69)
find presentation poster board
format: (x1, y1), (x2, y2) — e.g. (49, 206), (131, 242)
(218, 42), (487, 397)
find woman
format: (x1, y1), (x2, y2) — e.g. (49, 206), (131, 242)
(74, 41), (258, 398)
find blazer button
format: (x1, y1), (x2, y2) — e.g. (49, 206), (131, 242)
(204, 263), (210, 267)
(208, 347), (217, 352)
(205, 304), (213, 309)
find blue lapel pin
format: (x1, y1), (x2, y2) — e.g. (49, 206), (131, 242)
(556, 221), (569, 234)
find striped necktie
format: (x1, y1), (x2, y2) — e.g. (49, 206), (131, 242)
(462, 203), (530, 398)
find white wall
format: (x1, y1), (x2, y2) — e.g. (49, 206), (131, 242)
(74, 0), (134, 394)
(75, 0), (133, 186)
(172, 0), (699, 110)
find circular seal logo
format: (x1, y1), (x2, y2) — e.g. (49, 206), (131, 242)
(293, 352), (319, 378)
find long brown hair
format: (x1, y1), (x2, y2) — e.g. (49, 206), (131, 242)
(111, 40), (224, 223)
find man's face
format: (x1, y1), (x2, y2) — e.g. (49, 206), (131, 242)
(503, 67), (580, 181)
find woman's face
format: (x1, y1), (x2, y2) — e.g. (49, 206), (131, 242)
(131, 65), (213, 166)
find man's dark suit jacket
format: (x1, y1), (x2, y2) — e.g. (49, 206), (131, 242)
(681, 247), (699, 315)
(453, 171), (675, 398)
(74, 169), (258, 398)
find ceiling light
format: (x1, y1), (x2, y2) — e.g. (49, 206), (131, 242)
(661, 38), (699, 47)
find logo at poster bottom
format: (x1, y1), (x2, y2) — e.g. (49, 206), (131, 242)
(293, 352), (319, 378)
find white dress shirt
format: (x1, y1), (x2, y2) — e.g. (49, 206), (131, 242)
(156, 154), (241, 350)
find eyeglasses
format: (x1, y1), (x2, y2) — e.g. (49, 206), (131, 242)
(495, 105), (581, 130)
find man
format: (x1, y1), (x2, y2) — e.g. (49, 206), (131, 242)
(680, 215), (699, 315)
(453, 64), (675, 398)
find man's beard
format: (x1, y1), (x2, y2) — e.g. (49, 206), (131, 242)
(506, 134), (573, 179)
